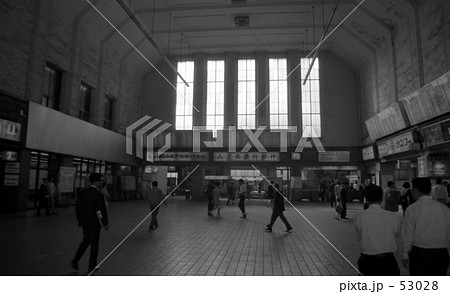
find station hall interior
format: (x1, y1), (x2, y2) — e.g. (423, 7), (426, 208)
(0, 0), (450, 277)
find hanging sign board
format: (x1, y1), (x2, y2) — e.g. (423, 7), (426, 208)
(362, 146), (375, 161)
(0, 119), (21, 141)
(377, 132), (419, 157)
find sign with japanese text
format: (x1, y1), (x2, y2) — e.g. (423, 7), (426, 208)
(213, 152), (279, 162)
(318, 151), (350, 162)
(362, 146), (375, 161)
(0, 119), (21, 142)
(377, 132), (419, 157)
(149, 152), (209, 162)
(4, 174), (19, 186)
(5, 162), (20, 174)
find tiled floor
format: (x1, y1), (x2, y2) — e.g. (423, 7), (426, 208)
(0, 197), (424, 276)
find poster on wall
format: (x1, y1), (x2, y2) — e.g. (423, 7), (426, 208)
(58, 167), (76, 193)
(428, 157), (449, 177)
(4, 174), (19, 186)
(5, 162), (20, 174)
(417, 157), (427, 177)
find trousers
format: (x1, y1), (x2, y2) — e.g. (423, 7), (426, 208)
(73, 226), (101, 272)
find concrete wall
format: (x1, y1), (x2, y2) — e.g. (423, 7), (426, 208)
(360, 0), (450, 139)
(0, 0), (142, 134)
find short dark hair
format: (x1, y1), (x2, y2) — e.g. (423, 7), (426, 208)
(387, 181), (394, 187)
(402, 182), (411, 189)
(152, 181), (158, 187)
(89, 173), (104, 184)
(436, 178), (443, 185)
(365, 184), (383, 203)
(411, 178), (432, 194)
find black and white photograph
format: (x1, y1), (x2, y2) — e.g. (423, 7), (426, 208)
(1, 0), (450, 292)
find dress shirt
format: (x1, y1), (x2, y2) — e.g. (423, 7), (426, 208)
(402, 196), (450, 258)
(431, 184), (449, 203)
(354, 204), (402, 255)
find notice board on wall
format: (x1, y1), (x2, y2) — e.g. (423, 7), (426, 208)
(402, 71), (450, 125)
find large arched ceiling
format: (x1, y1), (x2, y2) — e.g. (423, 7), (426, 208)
(55, 0), (416, 79)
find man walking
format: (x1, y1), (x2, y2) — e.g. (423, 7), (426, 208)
(265, 183), (292, 233)
(145, 180), (167, 230)
(402, 177), (450, 275)
(237, 179), (247, 218)
(71, 173), (108, 274)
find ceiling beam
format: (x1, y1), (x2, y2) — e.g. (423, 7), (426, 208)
(116, 0), (189, 86)
(303, 0), (340, 85)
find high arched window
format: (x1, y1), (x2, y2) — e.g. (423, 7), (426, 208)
(206, 60), (225, 136)
(301, 58), (321, 137)
(175, 61), (195, 130)
(269, 58), (288, 129)
(237, 59), (256, 129)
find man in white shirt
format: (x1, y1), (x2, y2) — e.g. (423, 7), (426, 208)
(354, 184), (402, 275)
(145, 181), (167, 230)
(401, 177), (450, 275)
(430, 178), (449, 206)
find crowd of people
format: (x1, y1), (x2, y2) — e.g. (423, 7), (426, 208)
(353, 177), (450, 276)
(67, 172), (450, 276)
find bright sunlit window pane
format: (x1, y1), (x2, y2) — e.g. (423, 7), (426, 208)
(175, 61), (195, 130)
(206, 60), (224, 137)
(301, 58), (321, 137)
(269, 58), (288, 129)
(237, 59), (256, 129)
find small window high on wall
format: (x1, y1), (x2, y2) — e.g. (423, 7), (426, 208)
(42, 63), (62, 110)
(206, 60), (224, 137)
(237, 59), (256, 129)
(301, 58), (321, 137)
(269, 58), (288, 129)
(175, 61), (195, 130)
(79, 82), (92, 122)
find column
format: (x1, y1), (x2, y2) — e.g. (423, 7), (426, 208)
(224, 52), (237, 128)
(193, 53), (206, 127)
(256, 51), (269, 127)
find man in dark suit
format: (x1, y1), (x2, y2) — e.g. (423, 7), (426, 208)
(265, 183), (293, 233)
(71, 173), (109, 274)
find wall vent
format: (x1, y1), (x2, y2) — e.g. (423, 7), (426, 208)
(232, 0), (247, 4)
